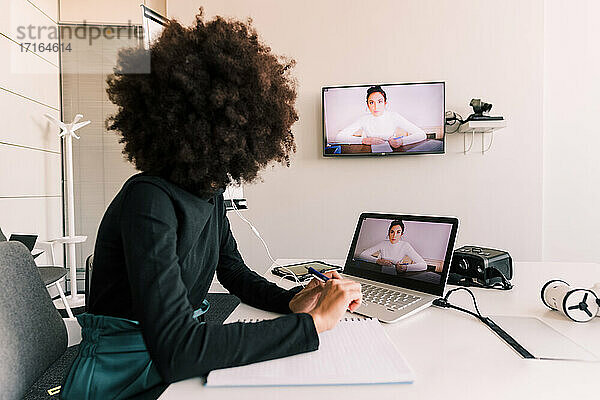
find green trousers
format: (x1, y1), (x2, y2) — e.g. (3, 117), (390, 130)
(61, 300), (209, 400)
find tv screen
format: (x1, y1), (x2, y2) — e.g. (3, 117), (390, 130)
(322, 82), (445, 156)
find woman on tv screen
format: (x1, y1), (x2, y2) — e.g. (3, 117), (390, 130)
(334, 85), (426, 148)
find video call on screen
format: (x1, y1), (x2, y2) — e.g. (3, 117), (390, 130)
(352, 218), (452, 285)
(323, 82), (445, 155)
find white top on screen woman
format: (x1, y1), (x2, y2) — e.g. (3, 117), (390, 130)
(334, 86), (426, 147)
(358, 220), (427, 274)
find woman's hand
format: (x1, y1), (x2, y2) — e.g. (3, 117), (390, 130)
(289, 277), (325, 313)
(376, 258), (395, 267)
(395, 256), (413, 273)
(388, 137), (403, 148)
(308, 274), (362, 334)
(362, 137), (386, 145)
(289, 271), (344, 313)
(395, 262), (408, 273)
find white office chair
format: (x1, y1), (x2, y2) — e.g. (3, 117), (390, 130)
(36, 240), (75, 318)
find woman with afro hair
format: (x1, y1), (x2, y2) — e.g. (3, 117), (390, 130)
(61, 10), (362, 400)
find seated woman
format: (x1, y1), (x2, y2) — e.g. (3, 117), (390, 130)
(334, 86), (427, 148)
(61, 11), (362, 400)
(358, 220), (427, 274)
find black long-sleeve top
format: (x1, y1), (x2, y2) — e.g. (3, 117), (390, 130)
(88, 174), (319, 383)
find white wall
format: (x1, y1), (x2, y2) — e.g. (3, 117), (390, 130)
(0, 0), (62, 264)
(543, 0), (600, 262)
(168, 0), (545, 269)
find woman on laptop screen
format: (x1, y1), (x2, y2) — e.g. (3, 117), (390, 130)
(358, 220), (427, 274)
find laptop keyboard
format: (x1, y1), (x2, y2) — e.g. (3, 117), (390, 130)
(361, 283), (421, 311)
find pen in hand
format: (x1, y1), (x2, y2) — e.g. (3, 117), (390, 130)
(307, 267), (361, 313)
(307, 267), (331, 282)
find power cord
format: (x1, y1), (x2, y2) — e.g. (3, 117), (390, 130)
(225, 186), (305, 287)
(433, 287), (535, 358)
(445, 111), (465, 134)
(433, 287), (484, 321)
(445, 110), (492, 133)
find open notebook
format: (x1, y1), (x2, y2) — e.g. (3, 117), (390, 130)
(206, 317), (414, 387)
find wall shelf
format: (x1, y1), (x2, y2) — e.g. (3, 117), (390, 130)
(458, 120), (506, 154)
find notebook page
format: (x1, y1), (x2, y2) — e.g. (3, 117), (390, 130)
(206, 318), (414, 386)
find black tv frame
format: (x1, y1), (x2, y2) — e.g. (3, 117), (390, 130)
(322, 81), (446, 157)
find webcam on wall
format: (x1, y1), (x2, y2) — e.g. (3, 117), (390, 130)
(467, 99), (504, 121)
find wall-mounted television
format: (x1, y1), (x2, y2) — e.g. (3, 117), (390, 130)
(322, 82), (445, 156)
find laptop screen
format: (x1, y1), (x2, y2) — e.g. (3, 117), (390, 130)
(9, 234), (37, 251)
(344, 213), (459, 296)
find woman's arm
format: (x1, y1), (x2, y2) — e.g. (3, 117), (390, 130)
(358, 242), (384, 263)
(334, 118), (366, 144)
(120, 183), (318, 383)
(401, 243), (428, 271)
(392, 113), (426, 145)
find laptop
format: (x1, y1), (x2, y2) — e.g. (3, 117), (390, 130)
(9, 234), (44, 259)
(9, 234), (37, 251)
(341, 213), (459, 323)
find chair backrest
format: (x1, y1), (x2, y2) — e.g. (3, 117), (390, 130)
(0, 241), (67, 400)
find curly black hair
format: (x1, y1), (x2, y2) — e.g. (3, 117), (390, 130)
(106, 9), (298, 195)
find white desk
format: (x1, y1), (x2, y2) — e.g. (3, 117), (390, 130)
(160, 260), (600, 399)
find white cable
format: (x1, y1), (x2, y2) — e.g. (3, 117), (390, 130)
(278, 273), (305, 286)
(483, 131), (495, 153)
(226, 186), (305, 287)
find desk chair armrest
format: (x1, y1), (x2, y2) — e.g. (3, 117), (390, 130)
(35, 240), (54, 247)
(36, 240), (58, 265)
(63, 318), (82, 347)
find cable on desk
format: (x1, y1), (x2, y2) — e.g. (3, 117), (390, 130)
(433, 287), (535, 359)
(433, 287), (485, 322)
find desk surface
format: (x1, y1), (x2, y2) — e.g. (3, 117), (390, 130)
(160, 260), (600, 399)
